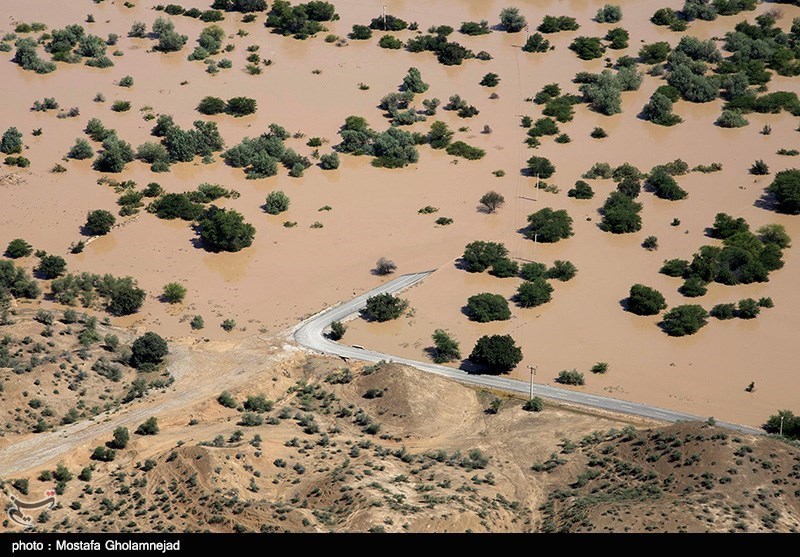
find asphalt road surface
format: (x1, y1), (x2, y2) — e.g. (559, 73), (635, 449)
(293, 272), (764, 435)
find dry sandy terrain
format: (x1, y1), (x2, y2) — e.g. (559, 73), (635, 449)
(2, 357), (797, 533)
(0, 1), (798, 434)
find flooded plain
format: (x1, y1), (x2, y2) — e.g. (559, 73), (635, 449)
(1, 0), (799, 426)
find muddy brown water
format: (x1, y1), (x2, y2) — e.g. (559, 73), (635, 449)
(0, 0), (798, 426)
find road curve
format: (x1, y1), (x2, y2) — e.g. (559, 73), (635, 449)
(293, 272), (764, 436)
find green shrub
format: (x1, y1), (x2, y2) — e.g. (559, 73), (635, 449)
(628, 284), (667, 315)
(363, 293), (408, 322)
(516, 279), (553, 308)
(466, 293), (511, 322)
(198, 206), (255, 252)
(131, 332), (168, 370)
(264, 190), (290, 214)
(556, 369), (585, 385)
(329, 321), (346, 340)
(462, 241), (508, 273)
(546, 260), (577, 281)
(161, 282), (186, 303)
(5, 239), (33, 258)
(135, 417), (159, 435)
(660, 305), (708, 336)
(525, 208), (573, 243)
(469, 334), (523, 373)
(85, 209), (116, 235)
(431, 329), (460, 363)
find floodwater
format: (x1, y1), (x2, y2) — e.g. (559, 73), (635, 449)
(0, 0), (799, 426)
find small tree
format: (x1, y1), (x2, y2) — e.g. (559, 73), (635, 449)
(68, 138), (94, 159)
(469, 334), (523, 373)
(466, 293), (511, 322)
(628, 284), (666, 315)
(431, 329), (461, 363)
(525, 208), (573, 243)
(556, 369), (585, 385)
(516, 279), (553, 308)
(363, 293), (408, 322)
(490, 257), (519, 278)
(480, 73), (500, 87)
(402, 67), (428, 94)
(85, 209), (116, 236)
(130, 332), (169, 370)
(595, 4), (622, 23)
(37, 254), (67, 279)
(91, 446), (116, 462)
(462, 241), (508, 273)
(660, 304), (708, 336)
(135, 417), (159, 436)
(319, 152), (339, 169)
(526, 156), (556, 178)
(197, 96), (227, 115)
(5, 239), (33, 258)
(523, 397), (543, 412)
(329, 320), (346, 340)
(198, 206), (256, 252)
(546, 260), (577, 281)
(110, 426), (129, 449)
(162, 282), (187, 303)
(479, 191), (505, 213)
(217, 391), (237, 408)
(736, 298), (760, 319)
(264, 190), (290, 214)
(767, 170), (800, 214)
(0, 127), (23, 154)
(226, 96), (257, 116)
(499, 7), (527, 32)
(374, 257), (398, 276)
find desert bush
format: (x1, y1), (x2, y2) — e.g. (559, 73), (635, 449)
(363, 293), (408, 322)
(374, 257), (397, 275)
(446, 141), (485, 160)
(522, 33), (550, 53)
(469, 334), (522, 373)
(595, 4), (622, 23)
(547, 260), (577, 281)
(556, 369), (585, 385)
(767, 170), (800, 214)
(198, 206), (256, 252)
(462, 241), (508, 272)
(5, 239), (33, 258)
(226, 96), (257, 116)
(569, 36), (605, 60)
(716, 110), (748, 128)
(628, 284), (667, 315)
(68, 138), (94, 160)
(85, 210), (116, 236)
(162, 282), (186, 303)
(131, 332), (168, 370)
(660, 304), (708, 336)
(568, 181), (594, 199)
(0, 127), (23, 154)
(329, 321), (346, 340)
(135, 417), (159, 435)
(431, 329), (460, 363)
(460, 20), (491, 36)
(525, 208), (573, 243)
(264, 190), (290, 214)
(516, 278), (553, 308)
(499, 7), (526, 32)
(466, 293), (511, 322)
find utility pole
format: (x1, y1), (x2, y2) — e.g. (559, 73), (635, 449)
(780, 414), (785, 436)
(533, 233), (537, 260)
(525, 24), (529, 43)
(535, 172), (539, 202)
(383, 6), (387, 31)
(528, 365), (537, 399)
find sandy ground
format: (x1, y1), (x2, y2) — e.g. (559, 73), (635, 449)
(0, 0), (798, 428)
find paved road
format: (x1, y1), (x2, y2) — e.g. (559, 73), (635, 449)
(293, 272), (764, 436)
